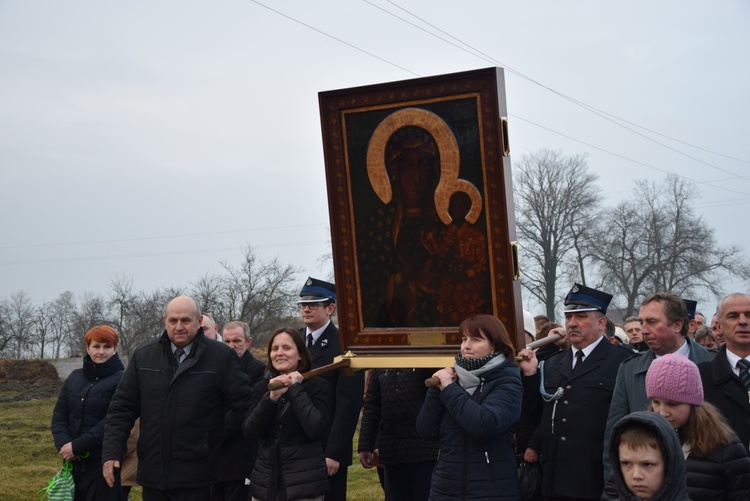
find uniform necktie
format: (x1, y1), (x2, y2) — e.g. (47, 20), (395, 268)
(175, 348), (185, 365)
(573, 350), (584, 371)
(737, 359), (750, 391)
(307, 334), (313, 349)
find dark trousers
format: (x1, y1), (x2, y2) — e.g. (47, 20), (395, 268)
(142, 486), (211, 501)
(73, 460), (124, 501)
(324, 467), (348, 501)
(384, 460), (435, 501)
(211, 480), (249, 501)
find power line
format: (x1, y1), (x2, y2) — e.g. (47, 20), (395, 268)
(0, 240), (330, 266)
(249, 0), (419, 76)
(0, 223), (329, 250)
(376, 0), (750, 176)
(248, 0), (750, 189)
(513, 114), (750, 200)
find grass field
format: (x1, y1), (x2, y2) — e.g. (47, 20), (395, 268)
(0, 399), (383, 501)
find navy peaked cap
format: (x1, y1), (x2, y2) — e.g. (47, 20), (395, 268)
(563, 283), (612, 314)
(682, 299), (697, 320)
(298, 277), (336, 303)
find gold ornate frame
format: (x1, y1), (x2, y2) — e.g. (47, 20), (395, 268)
(319, 67), (523, 355)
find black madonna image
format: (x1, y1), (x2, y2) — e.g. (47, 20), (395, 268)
(349, 104), (492, 328)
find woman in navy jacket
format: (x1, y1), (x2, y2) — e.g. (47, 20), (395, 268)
(51, 325), (125, 501)
(417, 314), (523, 500)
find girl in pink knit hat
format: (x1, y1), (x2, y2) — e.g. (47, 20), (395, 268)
(644, 353), (750, 501)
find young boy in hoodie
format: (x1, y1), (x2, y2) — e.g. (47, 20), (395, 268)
(604, 411), (690, 501)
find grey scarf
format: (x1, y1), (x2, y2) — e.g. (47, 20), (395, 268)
(454, 353), (507, 395)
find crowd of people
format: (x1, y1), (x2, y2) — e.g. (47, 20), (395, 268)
(50, 277), (750, 501)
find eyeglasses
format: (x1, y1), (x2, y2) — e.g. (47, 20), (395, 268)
(298, 302), (328, 310)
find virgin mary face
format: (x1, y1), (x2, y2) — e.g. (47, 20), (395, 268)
(391, 148), (439, 208)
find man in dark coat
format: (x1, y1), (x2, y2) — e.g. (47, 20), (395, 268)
(298, 277), (365, 501)
(518, 283), (633, 501)
(699, 292), (750, 452)
(212, 321), (266, 501)
(603, 292), (714, 477)
(102, 296), (255, 501)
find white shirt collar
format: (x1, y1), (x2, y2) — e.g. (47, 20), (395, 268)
(725, 348), (749, 377)
(306, 320), (331, 345)
(573, 336), (604, 358)
(653, 337), (690, 359)
(171, 342), (193, 359)
(572, 335), (605, 367)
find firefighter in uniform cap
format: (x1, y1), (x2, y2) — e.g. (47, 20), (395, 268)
(517, 283), (633, 501)
(297, 277), (365, 501)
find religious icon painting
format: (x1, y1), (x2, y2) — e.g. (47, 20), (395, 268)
(319, 67), (523, 354)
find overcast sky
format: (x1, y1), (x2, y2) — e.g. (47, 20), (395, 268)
(1, 1), (748, 318)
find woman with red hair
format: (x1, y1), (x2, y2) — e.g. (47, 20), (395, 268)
(51, 325), (125, 500)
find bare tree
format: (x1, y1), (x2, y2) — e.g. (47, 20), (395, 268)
(109, 275), (137, 352)
(207, 246), (300, 345)
(109, 277), (175, 355)
(0, 299), (12, 356)
(49, 291), (77, 358)
(5, 291), (36, 358)
(34, 301), (54, 358)
(594, 174), (750, 317)
(70, 292), (108, 356)
(192, 274), (224, 320)
(514, 149), (601, 319)
(122, 288), (167, 355)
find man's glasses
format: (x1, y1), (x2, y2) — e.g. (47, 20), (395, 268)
(298, 302), (328, 310)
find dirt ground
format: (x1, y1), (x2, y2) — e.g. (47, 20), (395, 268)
(0, 349), (268, 404)
(0, 359), (63, 403)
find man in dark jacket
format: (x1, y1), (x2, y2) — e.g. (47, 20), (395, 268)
(212, 321), (266, 501)
(603, 292), (714, 477)
(699, 292), (750, 452)
(102, 296), (254, 501)
(518, 283), (634, 501)
(298, 277), (365, 501)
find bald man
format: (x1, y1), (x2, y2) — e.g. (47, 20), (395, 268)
(200, 313), (221, 341)
(102, 296), (254, 501)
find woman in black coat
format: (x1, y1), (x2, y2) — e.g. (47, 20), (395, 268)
(417, 314), (523, 501)
(243, 327), (331, 501)
(51, 325), (125, 501)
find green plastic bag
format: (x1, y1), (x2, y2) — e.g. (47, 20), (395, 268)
(39, 460), (75, 501)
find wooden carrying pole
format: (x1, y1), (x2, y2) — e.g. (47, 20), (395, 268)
(267, 358), (352, 391)
(423, 333), (563, 388)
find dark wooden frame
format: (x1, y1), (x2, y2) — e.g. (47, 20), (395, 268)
(319, 67), (523, 354)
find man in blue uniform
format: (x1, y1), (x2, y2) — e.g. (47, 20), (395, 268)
(518, 284), (633, 501)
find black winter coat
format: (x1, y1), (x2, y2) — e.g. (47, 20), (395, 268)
(698, 346), (750, 452)
(416, 356), (522, 501)
(51, 353), (124, 500)
(216, 350), (267, 483)
(683, 431), (750, 501)
(102, 330), (255, 490)
(244, 376), (331, 501)
(302, 322), (364, 467)
(524, 338), (633, 499)
(358, 368), (438, 465)
(52, 353), (124, 458)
